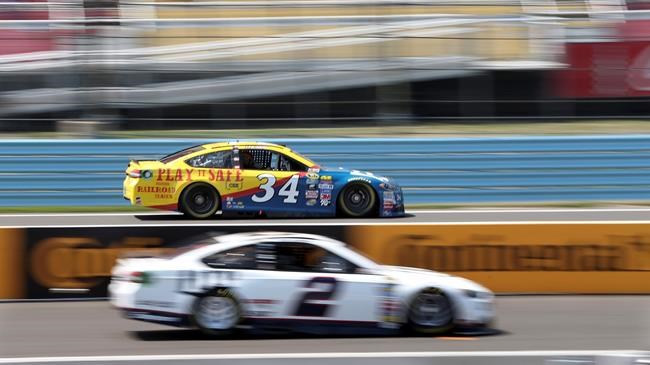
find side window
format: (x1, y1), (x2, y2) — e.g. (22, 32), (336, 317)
(186, 150), (233, 168)
(273, 242), (356, 273)
(240, 149), (307, 172)
(279, 153), (308, 172)
(202, 245), (256, 269)
(240, 149), (273, 171)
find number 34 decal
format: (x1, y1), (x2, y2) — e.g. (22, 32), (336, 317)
(252, 174), (300, 203)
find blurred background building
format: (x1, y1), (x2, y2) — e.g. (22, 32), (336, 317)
(0, 0), (649, 131)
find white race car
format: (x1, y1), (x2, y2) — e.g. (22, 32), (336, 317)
(109, 232), (495, 335)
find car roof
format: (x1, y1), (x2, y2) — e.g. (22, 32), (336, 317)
(214, 231), (345, 247)
(202, 141), (292, 152)
(176, 231), (379, 269)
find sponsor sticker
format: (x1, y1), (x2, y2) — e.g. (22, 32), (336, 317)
(320, 199), (331, 207)
(348, 177), (372, 184)
(379, 182), (396, 190)
(305, 190), (319, 199)
(306, 199), (317, 206)
(306, 172), (319, 180)
(177, 270), (239, 293)
(378, 283), (400, 328)
(320, 193), (331, 200)
(155, 168), (243, 183)
(318, 183), (334, 190)
(227, 182), (242, 190)
(136, 186), (176, 194)
(320, 175), (332, 181)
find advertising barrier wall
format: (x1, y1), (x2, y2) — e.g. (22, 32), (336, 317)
(1, 223), (649, 299)
(0, 229), (25, 299)
(9, 226), (346, 300)
(347, 224), (650, 294)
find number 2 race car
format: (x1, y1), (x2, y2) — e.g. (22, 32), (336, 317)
(110, 232), (495, 336)
(123, 141), (404, 218)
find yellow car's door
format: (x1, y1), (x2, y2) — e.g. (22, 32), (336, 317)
(226, 147), (305, 214)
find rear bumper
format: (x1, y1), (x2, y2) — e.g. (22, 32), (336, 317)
(122, 177), (138, 205)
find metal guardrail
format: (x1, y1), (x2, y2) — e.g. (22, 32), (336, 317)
(0, 135), (649, 207)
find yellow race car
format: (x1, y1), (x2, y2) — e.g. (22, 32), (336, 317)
(123, 141), (404, 219)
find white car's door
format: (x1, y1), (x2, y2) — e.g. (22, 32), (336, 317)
(238, 241), (388, 324)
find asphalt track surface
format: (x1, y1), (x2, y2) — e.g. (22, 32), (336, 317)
(1, 296), (649, 358)
(1, 208), (650, 227)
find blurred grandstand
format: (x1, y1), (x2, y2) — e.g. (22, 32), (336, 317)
(0, 0), (649, 131)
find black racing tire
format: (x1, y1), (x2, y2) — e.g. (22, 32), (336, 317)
(337, 182), (377, 218)
(192, 288), (241, 336)
(180, 183), (220, 219)
(407, 287), (454, 335)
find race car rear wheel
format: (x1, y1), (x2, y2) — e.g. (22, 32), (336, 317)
(337, 182), (377, 217)
(192, 288), (240, 336)
(407, 287), (454, 335)
(180, 183), (220, 219)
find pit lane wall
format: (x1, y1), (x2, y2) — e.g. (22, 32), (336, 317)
(1, 223), (650, 299)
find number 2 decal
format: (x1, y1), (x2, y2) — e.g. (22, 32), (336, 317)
(293, 277), (339, 317)
(252, 174), (299, 203)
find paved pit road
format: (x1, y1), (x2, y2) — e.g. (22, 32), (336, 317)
(1, 296), (648, 358)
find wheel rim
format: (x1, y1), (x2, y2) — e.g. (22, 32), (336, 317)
(409, 292), (452, 328)
(187, 186), (215, 215)
(343, 185), (372, 215)
(195, 296), (238, 330)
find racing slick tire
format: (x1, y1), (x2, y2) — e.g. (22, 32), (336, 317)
(192, 288), (241, 336)
(180, 183), (220, 219)
(406, 287), (454, 335)
(337, 182), (377, 218)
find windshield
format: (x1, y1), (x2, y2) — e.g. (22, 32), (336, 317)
(343, 244), (380, 269)
(160, 145), (205, 164)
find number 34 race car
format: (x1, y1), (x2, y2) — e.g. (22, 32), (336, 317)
(110, 232), (495, 336)
(123, 141), (404, 218)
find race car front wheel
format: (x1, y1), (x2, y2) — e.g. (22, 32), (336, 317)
(338, 182), (377, 217)
(407, 288), (454, 335)
(180, 183), (220, 219)
(192, 288), (240, 336)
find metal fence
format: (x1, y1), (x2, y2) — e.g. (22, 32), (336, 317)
(1, 135), (649, 207)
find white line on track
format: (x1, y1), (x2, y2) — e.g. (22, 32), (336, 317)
(0, 350), (646, 363)
(1, 221), (650, 229)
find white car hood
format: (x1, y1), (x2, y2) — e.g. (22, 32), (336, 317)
(380, 265), (490, 292)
